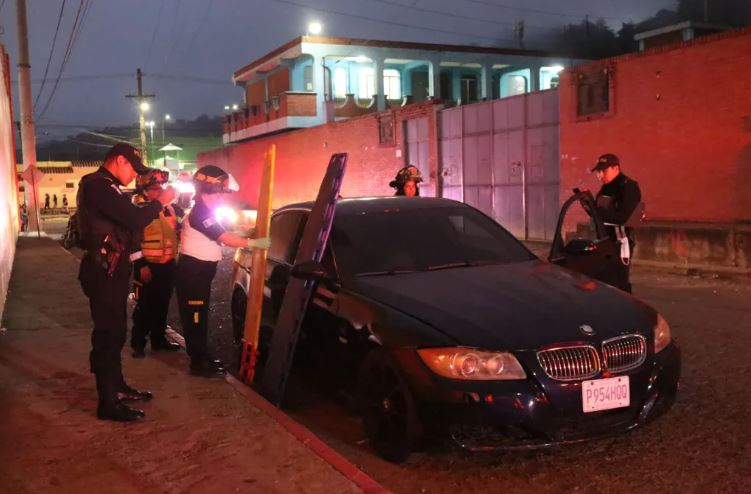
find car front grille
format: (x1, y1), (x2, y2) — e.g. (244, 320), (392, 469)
(536, 345), (600, 381)
(602, 335), (647, 373)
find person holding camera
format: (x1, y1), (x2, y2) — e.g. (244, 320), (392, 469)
(77, 143), (177, 422)
(130, 169), (184, 358)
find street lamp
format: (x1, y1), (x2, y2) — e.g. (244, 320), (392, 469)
(162, 114), (171, 142)
(231, 103), (239, 111)
(307, 21), (322, 36)
(140, 101), (150, 112)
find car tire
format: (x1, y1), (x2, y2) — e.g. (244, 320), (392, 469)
(231, 287), (246, 345)
(358, 350), (422, 463)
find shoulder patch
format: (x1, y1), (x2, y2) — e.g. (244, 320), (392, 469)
(202, 217), (216, 228)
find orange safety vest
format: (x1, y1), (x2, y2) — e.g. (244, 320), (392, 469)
(134, 194), (179, 264)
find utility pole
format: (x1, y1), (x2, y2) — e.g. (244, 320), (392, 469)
(15, 0), (40, 236)
(125, 68), (154, 163)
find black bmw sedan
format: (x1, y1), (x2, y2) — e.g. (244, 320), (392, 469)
(230, 197), (681, 462)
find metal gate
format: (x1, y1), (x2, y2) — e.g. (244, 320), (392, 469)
(404, 116), (430, 183)
(438, 89), (560, 240)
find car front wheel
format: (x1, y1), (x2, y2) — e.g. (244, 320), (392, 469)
(358, 350), (422, 463)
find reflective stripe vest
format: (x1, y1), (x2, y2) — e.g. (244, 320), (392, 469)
(134, 194), (179, 264)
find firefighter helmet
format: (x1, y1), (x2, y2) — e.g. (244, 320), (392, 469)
(193, 165), (239, 194)
(389, 165), (423, 189)
(135, 168), (170, 191)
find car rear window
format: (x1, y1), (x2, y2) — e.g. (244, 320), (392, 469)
(331, 206), (535, 276)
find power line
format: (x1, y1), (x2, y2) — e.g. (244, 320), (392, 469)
(372, 0), (517, 29)
(34, 0), (67, 113)
(146, 73), (230, 85)
(144, 0), (165, 69)
(464, 0), (635, 24)
(163, 0), (184, 69)
(183, 0), (215, 57)
(267, 0), (513, 44)
(13, 73), (134, 84)
(36, 0), (89, 121)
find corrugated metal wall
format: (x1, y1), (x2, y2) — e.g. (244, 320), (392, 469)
(438, 89), (560, 240)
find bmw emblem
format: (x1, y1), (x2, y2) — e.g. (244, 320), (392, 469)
(579, 324), (595, 335)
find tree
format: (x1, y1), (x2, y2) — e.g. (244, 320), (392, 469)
(677, 0), (751, 25)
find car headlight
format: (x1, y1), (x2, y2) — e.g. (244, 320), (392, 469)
(417, 348), (526, 381)
(654, 313), (672, 353)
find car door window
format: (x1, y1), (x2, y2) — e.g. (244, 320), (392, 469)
(289, 213), (338, 281)
(268, 211), (305, 263)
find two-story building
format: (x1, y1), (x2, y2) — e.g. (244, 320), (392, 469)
(224, 35), (577, 144)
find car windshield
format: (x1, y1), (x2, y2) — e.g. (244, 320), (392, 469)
(331, 206), (536, 276)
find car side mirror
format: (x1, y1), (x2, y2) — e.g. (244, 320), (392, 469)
(290, 260), (329, 282)
(564, 238), (598, 256)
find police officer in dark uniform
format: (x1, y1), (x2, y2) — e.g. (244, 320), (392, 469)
(77, 143), (177, 421)
(176, 165), (270, 377)
(592, 153), (642, 293)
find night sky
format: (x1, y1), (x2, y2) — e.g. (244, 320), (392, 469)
(0, 0), (674, 139)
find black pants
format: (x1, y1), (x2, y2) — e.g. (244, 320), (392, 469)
(131, 260), (176, 349)
(175, 255), (217, 364)
(608, 238), (635, 294)
(79, 255), (130, 395)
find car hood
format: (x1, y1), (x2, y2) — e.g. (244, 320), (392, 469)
(351, 261), (656, 350)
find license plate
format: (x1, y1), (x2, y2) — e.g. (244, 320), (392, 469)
(582, 376), (630, 413)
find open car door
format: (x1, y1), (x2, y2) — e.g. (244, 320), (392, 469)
(548, 190), (619, 286)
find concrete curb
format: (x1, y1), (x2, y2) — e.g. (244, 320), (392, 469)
(165, 328), (391, 494)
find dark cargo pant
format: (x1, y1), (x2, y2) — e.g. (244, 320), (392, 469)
(175, 255), (217, 365)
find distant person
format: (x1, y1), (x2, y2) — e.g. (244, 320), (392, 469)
(62, 193), (69, 213)
(44, 193), (50, 210)
(53, 194), (58, 209)
(19, 203), (29, 232)
(389, 165), (423, 197)
(591, 153), (642, 293)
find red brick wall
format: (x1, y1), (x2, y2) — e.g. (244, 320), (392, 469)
(199, 101), (440, 209)
(559, 27), (751, 224)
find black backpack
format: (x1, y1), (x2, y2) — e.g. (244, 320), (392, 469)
(60, 211), (84, 250)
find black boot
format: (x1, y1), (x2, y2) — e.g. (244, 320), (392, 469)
(96, 376), (145, 421)
(151, 338), (181, 352)
(117, 383), (153, 402)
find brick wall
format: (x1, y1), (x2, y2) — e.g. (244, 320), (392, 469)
(199, 101), (440, 209)
(559, 26), (751, 224)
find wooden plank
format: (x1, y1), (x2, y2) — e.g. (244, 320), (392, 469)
(239, 144), (275, 383)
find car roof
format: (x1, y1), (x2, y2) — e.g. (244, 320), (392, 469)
(275, 196), (467, 216)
